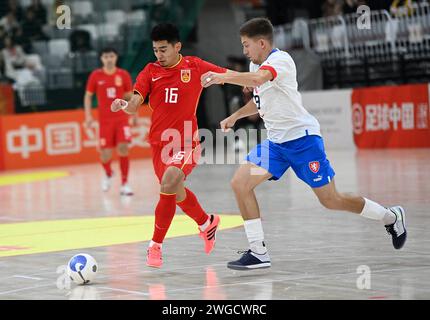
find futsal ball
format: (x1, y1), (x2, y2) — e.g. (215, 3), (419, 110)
(67, 253), (98, 285)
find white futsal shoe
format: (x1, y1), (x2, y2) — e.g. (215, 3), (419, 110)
(101, 172), (113, 192)
(120, 183), (134, 196)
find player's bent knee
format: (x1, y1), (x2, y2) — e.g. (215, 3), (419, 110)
(117, 144), (129, 156)
(160, 168), (184, 193)
(230, 176), (252, 194)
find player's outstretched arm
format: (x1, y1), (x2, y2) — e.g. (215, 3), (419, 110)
(111, 94), (142, 115)
(201, 69), (273, 88)
(220, 99), (259, 132)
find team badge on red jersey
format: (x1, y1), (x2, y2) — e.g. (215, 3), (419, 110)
(309, 161), (320, 173)
(115, 75), (123, 87)
(181, 69), (191, 83)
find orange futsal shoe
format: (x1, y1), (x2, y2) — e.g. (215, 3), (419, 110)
(147, 243), (162, 268)
(199, 214), (220, 254)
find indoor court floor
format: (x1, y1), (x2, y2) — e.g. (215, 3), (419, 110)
(0, 148), (429, 300)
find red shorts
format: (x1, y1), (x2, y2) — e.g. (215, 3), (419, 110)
(151, 143), (201, 182)
(99, 119), (131, 149)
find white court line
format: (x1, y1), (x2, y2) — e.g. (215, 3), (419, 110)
(97, 286), (149, 296)
(13, 275), (44, 281)
(0, 283), (53, 296)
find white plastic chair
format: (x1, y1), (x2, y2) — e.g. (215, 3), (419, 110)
(48, 39), (70, 56)
(105, 10), (127, 25)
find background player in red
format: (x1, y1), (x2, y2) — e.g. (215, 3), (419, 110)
(84, 47), (136, 196)
(111, 23), (228, 268)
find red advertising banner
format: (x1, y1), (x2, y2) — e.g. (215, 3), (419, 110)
(0, 107), (152, 171)
(352, 84), (430, 148)
(0, 84), (15, 115)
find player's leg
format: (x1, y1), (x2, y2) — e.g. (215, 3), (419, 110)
(115, 121), (133, 195)
(312, 179), (406, 249)
(176, 180), (220, 254)
(117, 142), (133, 196)
(227, 140), (289, 270)
(100, 148), (114, 191)
(147, 166), (184, 268)
(99, 122), (115, 192)
(227, 162), (273, 270)
(290, 135), (406, 250)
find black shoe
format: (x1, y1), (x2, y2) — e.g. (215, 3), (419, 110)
(227, 249), (271, 270)
(385, 206), (407, 249)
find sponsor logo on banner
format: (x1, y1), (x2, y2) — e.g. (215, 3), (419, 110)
(0, 108), (152, 170)
(351, 84), (430, 148)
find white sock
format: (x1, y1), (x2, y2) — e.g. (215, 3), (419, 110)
(244, 218), (267, 254)
(198, 215), (211, 232)
(149, 240), (162, 248)
(361, 198), (396, 225)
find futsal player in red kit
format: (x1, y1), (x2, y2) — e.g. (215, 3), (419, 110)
(84, 47), (136, 196)
(111, 24), (228, 267)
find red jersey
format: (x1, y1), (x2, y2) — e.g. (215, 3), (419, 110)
(86, 68), (133, 122)
(133, 55), (227, 145)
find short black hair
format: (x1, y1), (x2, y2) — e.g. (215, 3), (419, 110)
(239, 17), (274, 43)
(99, 47), (118, 57)
(151, 23), (180, 44)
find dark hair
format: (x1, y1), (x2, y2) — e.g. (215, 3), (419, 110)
(239, 17), (274, 43)
(99, 47), (118, 57)
(151, 23), (180, 44)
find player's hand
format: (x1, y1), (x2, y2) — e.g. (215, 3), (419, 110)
(220, 115), (237, 133)
(111, 98), (128, 112)
(201, 72), (224, 88)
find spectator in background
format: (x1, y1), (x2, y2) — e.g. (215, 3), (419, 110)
(5, 0), (23, 22)
(0, 26), (6, 50)
(70, 29), (92, 53)
(2, 36), (26, 82)
(343, 0), (360, 14)
(0, 12), (20, 34)
(322, 0), (343, 17)
(21, 8), (48, 52)
(2, 36), (42, 86)
(28, 0), (47, 25)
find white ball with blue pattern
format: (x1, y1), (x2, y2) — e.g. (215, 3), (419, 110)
(67, 253), (98, 285)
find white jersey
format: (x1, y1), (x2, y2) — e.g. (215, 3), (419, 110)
(250, 49), (321, 143)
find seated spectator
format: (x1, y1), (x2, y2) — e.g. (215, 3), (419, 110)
(2, 36), (42, 85)
(2, 36), (26, 82)
(21, 8), (48, 52)
(0, 12), (19, 34)
(0, 26), (6, 50)
(28, 0), (47, 26)
(7, 0), (23, 21)
(343, 0), (359, 14)
(70, 29), (92, 53)
(322, 0), (343, 17)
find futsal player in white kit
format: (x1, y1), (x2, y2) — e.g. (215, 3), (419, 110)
(201, 17), (407, 270)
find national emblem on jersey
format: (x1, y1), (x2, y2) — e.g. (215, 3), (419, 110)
(115, 75), (123, 86)
(181, 69), (191, 83)
(309, 161), (320, 173)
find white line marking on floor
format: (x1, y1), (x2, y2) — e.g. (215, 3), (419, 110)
(12, 275), (44, 281)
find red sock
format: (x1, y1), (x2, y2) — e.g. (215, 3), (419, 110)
(152, 193), (177, 243)
(102, 161), (112, 177)
(119, 156), (129, 185)
(177, 188), (209, 226)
